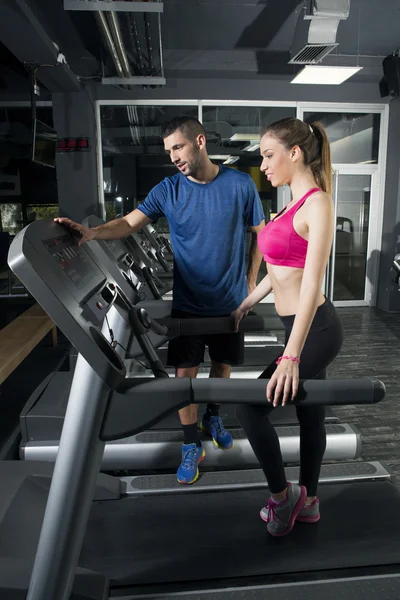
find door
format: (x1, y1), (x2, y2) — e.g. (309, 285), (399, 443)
(326, 170), (378, 305)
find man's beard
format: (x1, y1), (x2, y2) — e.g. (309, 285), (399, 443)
(181, 149), (201, 178)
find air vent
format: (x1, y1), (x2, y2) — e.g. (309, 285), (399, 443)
(290, 1), (350, 66)
(290, 43), (338, 65)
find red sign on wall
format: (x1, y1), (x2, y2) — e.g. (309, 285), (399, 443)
(56, 138), (90, 152)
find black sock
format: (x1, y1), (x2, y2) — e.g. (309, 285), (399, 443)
(205, 403), (220, 418)
(182, 422), (200, 446)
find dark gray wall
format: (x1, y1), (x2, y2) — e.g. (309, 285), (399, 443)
(52, 91), (101, 222)
(91, 77), (385, 104)
(376, 97), (400, 312)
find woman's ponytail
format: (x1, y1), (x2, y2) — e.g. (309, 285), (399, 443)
(310, 122), (333, 197)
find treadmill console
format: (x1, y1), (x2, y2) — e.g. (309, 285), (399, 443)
(43, 234), (96, 292)
(8, 220), (126, 389)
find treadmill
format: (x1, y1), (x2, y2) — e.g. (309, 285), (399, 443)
(4, 218), (400, 600)
(130, 230), (173, 283)
(83, 216), (172, 302)
(143, 222), (174, 260)
(139, 222), (173, 274)
(18, 229), (356, 471)
(144, 222), (174, 260)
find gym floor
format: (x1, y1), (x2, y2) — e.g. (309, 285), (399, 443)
(1, 303), (399, 485)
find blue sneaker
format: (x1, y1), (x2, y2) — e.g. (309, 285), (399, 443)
(176, 442), (206, 485)
(200, 415), (233, 449)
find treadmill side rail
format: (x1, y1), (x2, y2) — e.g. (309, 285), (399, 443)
(192, 377), (386, 406)
(101, 375), (385, 441)
(101, 377), (192, 441)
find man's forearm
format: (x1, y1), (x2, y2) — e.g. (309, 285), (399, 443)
(247, 234), (263, 284)
(92, 216), (135, 241)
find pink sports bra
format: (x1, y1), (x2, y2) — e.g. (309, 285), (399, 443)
(258, 188), (321, 269)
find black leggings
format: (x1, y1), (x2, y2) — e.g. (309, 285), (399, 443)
(236, 298), (343, 496)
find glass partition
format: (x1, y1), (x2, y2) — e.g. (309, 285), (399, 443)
(303, 112), (380, 164)
(331, 173), (372, 302)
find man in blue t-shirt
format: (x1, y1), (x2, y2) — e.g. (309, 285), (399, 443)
(56, 116), (265, 485)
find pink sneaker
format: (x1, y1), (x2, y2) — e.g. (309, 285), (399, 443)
(260, 482), (307, 537)
(296, 498), (320, 523)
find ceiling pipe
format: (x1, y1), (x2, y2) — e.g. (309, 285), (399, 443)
(157, 10), (165, 80)
(95, 12), (137, 144)
(94, 12), (124, 78)
(107, 12), (133, 79)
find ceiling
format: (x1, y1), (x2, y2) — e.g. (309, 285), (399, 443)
(0, 0), (399, 92)
(160, 0), (399, 82)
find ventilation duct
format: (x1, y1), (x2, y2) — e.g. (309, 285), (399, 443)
(289, 0), (350, 65)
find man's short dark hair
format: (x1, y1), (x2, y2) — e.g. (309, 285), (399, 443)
(161, 116), (206, 142)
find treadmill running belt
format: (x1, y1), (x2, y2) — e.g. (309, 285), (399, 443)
(79, 481), (400, 586)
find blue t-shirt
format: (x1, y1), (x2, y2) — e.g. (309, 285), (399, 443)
(138, 166), (264, 315)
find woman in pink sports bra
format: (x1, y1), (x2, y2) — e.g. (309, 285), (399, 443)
(232, 118), (344, 537)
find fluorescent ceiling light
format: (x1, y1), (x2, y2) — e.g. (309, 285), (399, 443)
(230, 133), (260, 142)
(243, 143), (260, 152)
(209, 154), (230, 160)
(291, 65), (363, 85)
(223, 156), (240, 165)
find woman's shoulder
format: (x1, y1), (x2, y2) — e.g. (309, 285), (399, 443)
(309, 189), (331, 202)
(305, 190), (332, 209)
(303, 190), (333, 224)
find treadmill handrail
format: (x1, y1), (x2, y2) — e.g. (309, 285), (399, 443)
(142, 266), (162, 299)
(100, 376), (386, 441)
(192, 377), (386, 406)
(157, 314), (268, 338)
(101, 377), (192, 440)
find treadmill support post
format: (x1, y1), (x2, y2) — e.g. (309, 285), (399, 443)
(27, 353), (110, 600)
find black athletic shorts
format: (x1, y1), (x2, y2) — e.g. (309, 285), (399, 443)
(167, 309), (245, 368)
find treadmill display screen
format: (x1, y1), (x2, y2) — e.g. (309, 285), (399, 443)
(43, 235), (97, 289)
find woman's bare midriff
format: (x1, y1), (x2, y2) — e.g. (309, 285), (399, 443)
(268, 264), (325, 317)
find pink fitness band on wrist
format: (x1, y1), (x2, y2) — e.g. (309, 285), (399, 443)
(276, 355), (300, 365)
